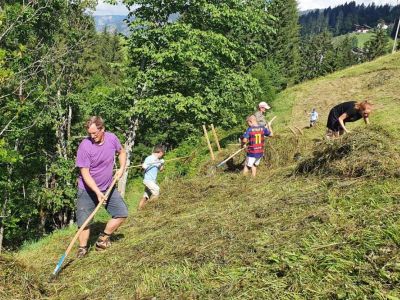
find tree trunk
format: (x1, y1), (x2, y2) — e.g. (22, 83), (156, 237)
(39, 207), (46, 234)
(0, 164), (13, 254)
(118, 117), (139, 197)
(56, 89), (68, 159)
(0, 194), (8, 254)
(19, 80), (23, 101)
(67, 105), (72, 146)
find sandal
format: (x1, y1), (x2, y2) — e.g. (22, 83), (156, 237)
(95, 232), (111, 251)
(77, 246), (88, 258)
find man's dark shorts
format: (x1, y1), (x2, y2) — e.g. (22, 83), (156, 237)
(76, 188), (128, 227)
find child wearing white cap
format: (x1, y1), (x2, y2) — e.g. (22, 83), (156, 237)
(254, 101), (271, 127)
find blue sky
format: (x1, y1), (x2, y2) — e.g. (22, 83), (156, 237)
(94, 0), (399, 16)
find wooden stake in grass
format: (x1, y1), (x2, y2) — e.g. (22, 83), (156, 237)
(210, 124), (221, 152)
(52, 176), (119, 277)
(289, 127), (298, 136)
(203, 125), (215, 161)
(295, 126), (304, 136)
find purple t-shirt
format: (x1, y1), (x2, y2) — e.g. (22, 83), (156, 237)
(76, 132), (122, 192)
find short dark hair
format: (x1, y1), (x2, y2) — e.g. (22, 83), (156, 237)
(153, 144), (165, 153)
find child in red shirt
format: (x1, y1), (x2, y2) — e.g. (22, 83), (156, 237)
(242, 115), (273, 177)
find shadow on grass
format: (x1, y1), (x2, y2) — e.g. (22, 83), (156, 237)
(87, 222), (125, 247)
(54, 221), (125, 276)
(225, 158), (245, 172)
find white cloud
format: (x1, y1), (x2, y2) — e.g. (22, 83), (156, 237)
(93, 1), (129, 16)
(299, 0), (399, 11)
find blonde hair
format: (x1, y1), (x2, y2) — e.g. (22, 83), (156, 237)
(85, 116), (104, 130)
(246, 115), (257, 122)
(355, 100), (373, 111)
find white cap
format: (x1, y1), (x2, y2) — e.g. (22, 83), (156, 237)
(259, 101), (271, 109)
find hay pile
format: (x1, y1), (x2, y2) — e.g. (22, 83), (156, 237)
(296, 126), (400, 178)
(0, 255), (45, 299)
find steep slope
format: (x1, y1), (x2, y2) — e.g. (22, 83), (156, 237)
(5, 53), (400, 299)
(0, 255), (46, 299)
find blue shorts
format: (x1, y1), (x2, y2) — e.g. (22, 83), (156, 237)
(76, 188), (128, 227)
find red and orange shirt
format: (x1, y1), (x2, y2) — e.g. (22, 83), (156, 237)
(243, 126), (271, 158)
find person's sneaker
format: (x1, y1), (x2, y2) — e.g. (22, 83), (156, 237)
(95, 232), (111, 251)
(77, 246), (88, 258)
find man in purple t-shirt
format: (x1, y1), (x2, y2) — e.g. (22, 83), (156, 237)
(75, 116), (127, 258)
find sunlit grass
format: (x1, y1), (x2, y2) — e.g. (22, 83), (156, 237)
(3, 53), (400, 299)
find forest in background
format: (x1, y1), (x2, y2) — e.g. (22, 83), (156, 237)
(300, 1), (400, 37)
(0, 0), (397, 251)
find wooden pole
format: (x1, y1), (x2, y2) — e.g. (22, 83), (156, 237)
(210, 124), (221, 151)
(295, 126), (304, 136)
(202, 125), (215, 160)
(289, 127), (298, 136)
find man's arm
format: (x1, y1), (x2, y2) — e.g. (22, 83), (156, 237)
(115, 147), (127, 179)
(80, 168), (104, 201)
(338, 113), (350, 133)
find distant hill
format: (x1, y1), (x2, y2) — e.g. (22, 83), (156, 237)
(93, 15), (129, 35)
(93, 14), (179, 35)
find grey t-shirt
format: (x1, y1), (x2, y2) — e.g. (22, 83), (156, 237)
(254, 110), (266, 127)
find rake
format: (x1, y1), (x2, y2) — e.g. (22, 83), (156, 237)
(52, 175), (118, 277)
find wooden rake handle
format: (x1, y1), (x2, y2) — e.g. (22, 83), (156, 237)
(268, 116), (277, 127)
(217, 147), (246, 168)
(66, 176), (118, 254)
(52, 176), (119, 276)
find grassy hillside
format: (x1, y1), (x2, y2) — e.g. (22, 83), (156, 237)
(3, 53), (400, 299)
(333, 32), (394, 48)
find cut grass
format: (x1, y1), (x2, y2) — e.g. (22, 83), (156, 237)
(296, 125), (400, 178)
(14, 174), (400, 299)
(3, 53), (400, 299)
(0, 254), (46, 299)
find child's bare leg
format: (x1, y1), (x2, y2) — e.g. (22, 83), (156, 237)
(138, 197), (148, 210)
(251, 166), (257, 177)
(243, 165), (249, 175)
(148, 195), (159, 202)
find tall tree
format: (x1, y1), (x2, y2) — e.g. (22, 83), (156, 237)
(335, 35), (359, 69)
(0, 0), (126, 249)
(364, 28), (389, 61)
(299, 31), (336, 81)
(266, 0), (300, 85)
(122, 0), (275, 147)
